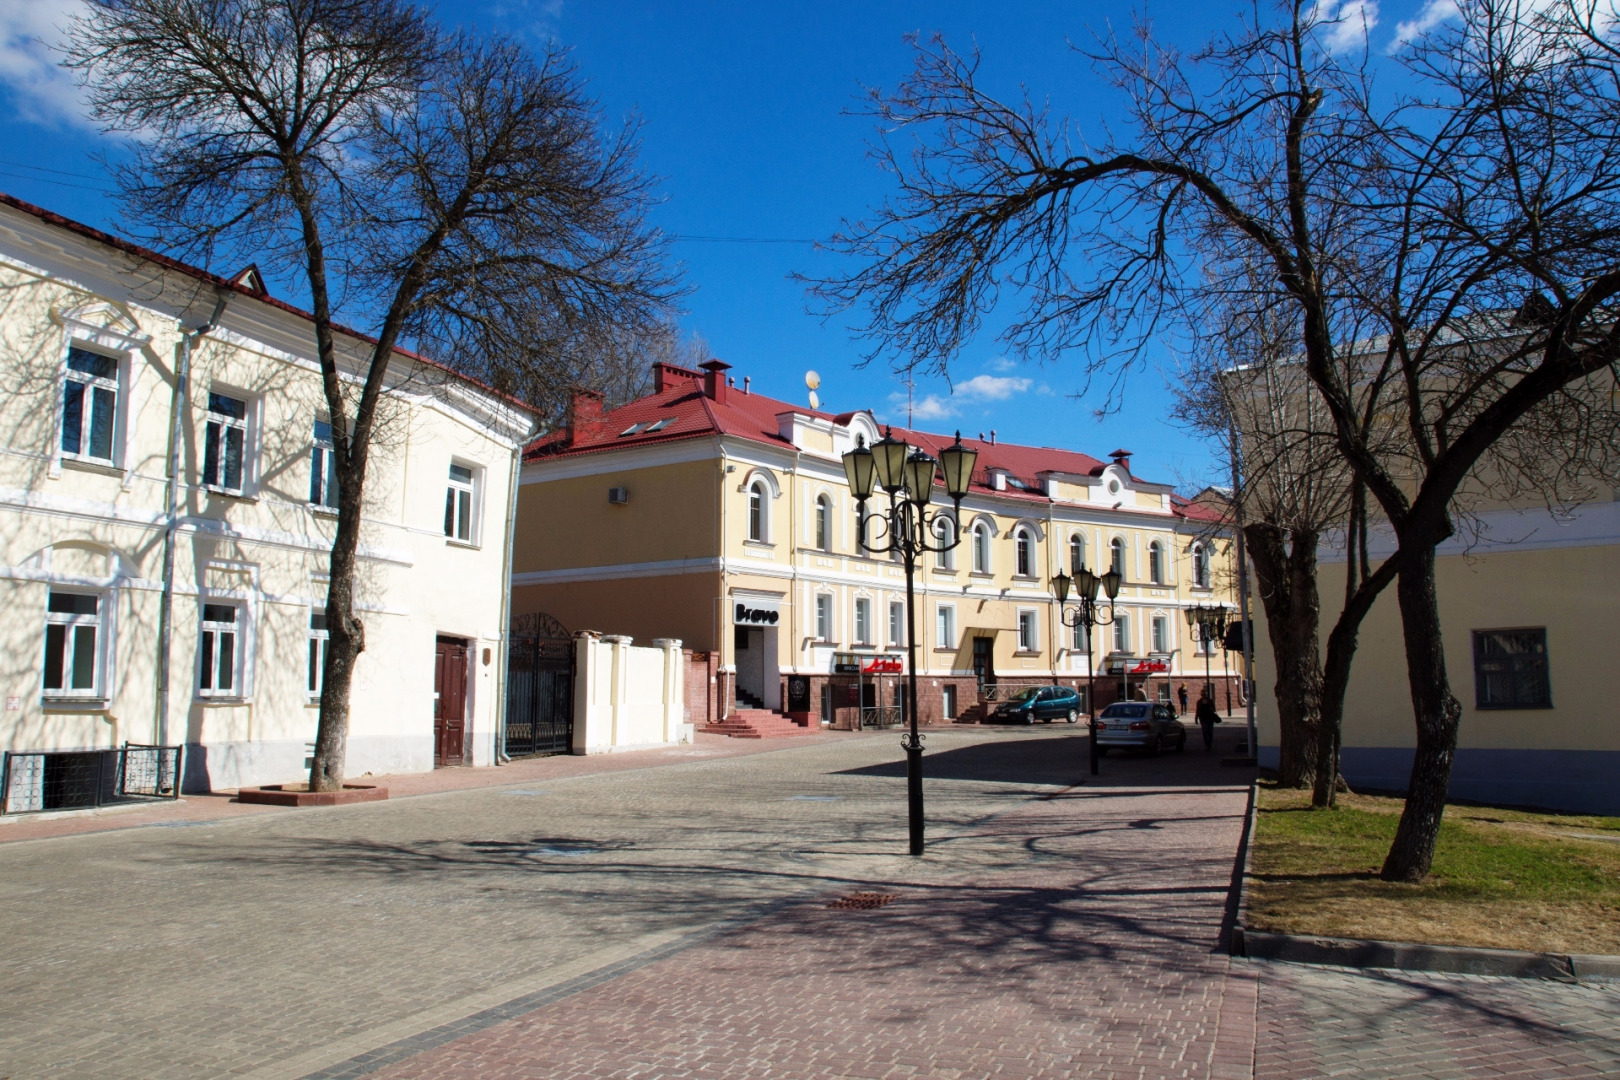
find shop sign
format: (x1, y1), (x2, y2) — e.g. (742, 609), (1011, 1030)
(863, 656), (903, 674)
(733, 598), (780, 626)
(1130, 660), (1168, 674)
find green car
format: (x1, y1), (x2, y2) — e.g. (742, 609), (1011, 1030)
(991, 686), (1083, 724)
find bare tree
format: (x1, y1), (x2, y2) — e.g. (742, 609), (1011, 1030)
(812, 0), (1620, 878)
(71, 0), (679, 791)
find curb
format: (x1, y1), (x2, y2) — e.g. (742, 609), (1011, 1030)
(1228, 781), (1620, 983)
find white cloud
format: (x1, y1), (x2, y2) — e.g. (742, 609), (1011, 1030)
(989, 356), (1018, 373)
(0, 0), (92, 127)
(886, 372), (1034, 422)
(954, 374), (1032, 400)
(1312, 0), (1381, 52)
(1391, 0), (1460, 47)
(905, 394), (957, 421)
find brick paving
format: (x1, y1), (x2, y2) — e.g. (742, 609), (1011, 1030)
(2, 725), (1615, 1080)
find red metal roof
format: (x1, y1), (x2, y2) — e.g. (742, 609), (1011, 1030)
(528, 374), (1222, 522)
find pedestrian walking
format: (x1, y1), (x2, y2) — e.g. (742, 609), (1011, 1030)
(1196, 692), (1219, 751)
(1177, 684), (1188, 716)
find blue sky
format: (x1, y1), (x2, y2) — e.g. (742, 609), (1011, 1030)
(0, 0), (1449, 490)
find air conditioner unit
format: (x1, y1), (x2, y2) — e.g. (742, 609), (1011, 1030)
(608, 487), (629, 504)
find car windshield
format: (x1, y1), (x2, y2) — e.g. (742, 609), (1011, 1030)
(1101, 703), (1149, 719)
(1009, 688), (1042, 703)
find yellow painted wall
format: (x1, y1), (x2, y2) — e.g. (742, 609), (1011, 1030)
(512, 457), (719, 572)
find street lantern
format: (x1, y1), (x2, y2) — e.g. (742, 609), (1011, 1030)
(872, 428), (910, 494)
(843, 435), (876, 501)
(903, 451), (937, 506)
(1052, 561), (1120, 777)
(1100, 567), (1122, 600)
(1053, 569), (1072, 604)
(938, 431), (977, 501)
(1079, 564), (1100, 601)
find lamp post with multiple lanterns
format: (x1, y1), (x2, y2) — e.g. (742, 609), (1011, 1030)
(842, 427), (977, 856)
(1052, 563), (1122, 776)
(1184, 602), (1229, 707)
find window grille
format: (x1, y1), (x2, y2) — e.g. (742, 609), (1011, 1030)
(1472, 629), (1551, 709)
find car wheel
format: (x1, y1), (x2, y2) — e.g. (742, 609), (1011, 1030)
(1066, 709), (1078, 724)
(1025, 714), (1035, 725)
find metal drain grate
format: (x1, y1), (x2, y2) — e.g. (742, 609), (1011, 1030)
(828, 892), (898, 910)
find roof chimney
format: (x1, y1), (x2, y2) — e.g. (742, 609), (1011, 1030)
(652, 360), (703, 394)
(565, 387), (607, 447)
(700, 359), (731, 405)
(1109, 448), (1133, 472)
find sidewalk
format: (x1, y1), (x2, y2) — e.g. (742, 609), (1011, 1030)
(0, 728), (865, 845)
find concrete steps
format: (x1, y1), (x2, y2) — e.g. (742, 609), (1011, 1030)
(706, 708), (815, 739)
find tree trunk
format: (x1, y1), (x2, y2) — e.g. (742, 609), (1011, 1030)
(310, 455), (368, 792)
(1244, 522), (1323, 788)
(1380, 544), (1462, 881)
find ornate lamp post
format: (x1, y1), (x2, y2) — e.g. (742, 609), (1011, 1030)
(1053, 563), (1121, 775)
(843, 428), (976, 856)
(1184, 602), (1229, 709)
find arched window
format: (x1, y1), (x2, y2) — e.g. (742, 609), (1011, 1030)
(1148, 540), (1164, 584)
(1015, 528), (1034, 577)
(815, 495), (831, 551)
(748, 481), (766, 542)
(1192, 542), (1210, 588)
(1110, 537), (1126, 578)
(934, 517), (957, 570)
(972, 522), (991, 574)
(1069, 533), (1085, 574)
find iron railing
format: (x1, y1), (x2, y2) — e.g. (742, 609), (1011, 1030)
(1, 743), (183, 815)
(860, 705), (904, 729)
(977, 679), (1063, 703)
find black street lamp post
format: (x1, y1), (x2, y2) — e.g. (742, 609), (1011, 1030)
(1053, 564), (1122, 776)
(1184, 602), (1229, 709)
(843, 428), (976, 856)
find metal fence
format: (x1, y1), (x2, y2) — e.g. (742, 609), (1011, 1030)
(1, 743), (183, 815)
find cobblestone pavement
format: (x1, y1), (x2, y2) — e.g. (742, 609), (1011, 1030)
(3, 725), (1615, 1080)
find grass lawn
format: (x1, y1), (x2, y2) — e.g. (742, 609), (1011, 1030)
(1246, 782), (1620, 955)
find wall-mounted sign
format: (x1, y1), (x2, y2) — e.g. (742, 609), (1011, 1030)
(787, 675), (811, 711)
(863, 656), (903, 674)
(733, 598), (780, 626)
(1130, 660), (1168, 674)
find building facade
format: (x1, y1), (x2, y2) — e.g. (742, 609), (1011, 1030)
(513, 360), (1239, 729)
(0, 195), (536, 796)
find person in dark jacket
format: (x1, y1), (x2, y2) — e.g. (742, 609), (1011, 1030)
(1177, 684), (1189, 716)
(1196, 692), (1220, 750)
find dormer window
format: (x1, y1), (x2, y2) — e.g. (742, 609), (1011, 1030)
(620, 421), (650, 436)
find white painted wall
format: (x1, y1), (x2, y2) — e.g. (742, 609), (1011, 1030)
(571, 633), (690, 753)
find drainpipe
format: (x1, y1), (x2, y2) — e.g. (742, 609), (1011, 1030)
(156, 295), (228, 747)
(493, 424), (532, 765)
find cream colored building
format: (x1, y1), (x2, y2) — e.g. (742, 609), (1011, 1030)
(0, 194), (536, 795)
(513, 360), (1238, 729)
(1251, 498), (1620, 813)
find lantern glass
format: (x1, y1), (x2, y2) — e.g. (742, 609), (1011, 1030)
(842, 437), (876, 501)
(1078, 564), (1099, 601)
(939, 432), (977, 499)
(1100, 567), (1122, 600)
(1184, 605), (1198, 629)
(903, 452), (937, 506)
(1053, 569), (1072, 604)
(872, 429), (909, 493)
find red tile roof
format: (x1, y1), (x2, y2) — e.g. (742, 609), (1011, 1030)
(0, 192), (539, 421)
(527, 373), (1222, 523)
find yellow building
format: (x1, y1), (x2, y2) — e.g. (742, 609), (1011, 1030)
(1251, 497), (1620, 813)
(513, 360), (1239, 730)
(0, 194), (537, 799)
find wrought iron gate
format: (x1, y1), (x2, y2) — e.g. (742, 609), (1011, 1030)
(504, 612), (574, 757)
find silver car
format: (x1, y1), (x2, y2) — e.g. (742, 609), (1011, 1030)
(1093, 702), (1187, 755)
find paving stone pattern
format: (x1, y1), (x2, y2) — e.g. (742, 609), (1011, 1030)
(1, 727), (1615, 1079)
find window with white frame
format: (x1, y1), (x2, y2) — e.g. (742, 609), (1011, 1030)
(310, 420), (340, 510)
(445, 462), (478, 542)
(60, 346), (119, 464)
(1069, 533), (1085, 574)
(198, 602), (243, 697)
(972, 521), (991, 573)
(1148, 540), (1164, 584)
(889, 601), (905, 646)
(1151, 615), (1168, 653)
(934, 517), (956, 569)
(202, 391), (249, 494)
(1110, 537), (1126, 578)
(1015, 528), (1034, 577)
(815, 594), (833, 641)
(1017, 609), (1038, 652)
(937, 604), (956, 649)
(1113, 614), (1131, 653)
(42, 590), (103, 698)
(854, 597), (872, 645)
(748, 480), (767, 542)
(308, 610), (329, 696)
(1070, 618), (1090, 652)
(815, 494), (832, 551)
(1192, 542), (1211, 588)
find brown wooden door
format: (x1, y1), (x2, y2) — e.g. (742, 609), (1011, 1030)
(434, 636), (468, 766)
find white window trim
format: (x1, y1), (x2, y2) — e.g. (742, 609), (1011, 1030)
(310, 417), (341, 512)
(1068, 533), (1086, 574)
(936, 603), (957, 650)
(854, 596), (873, 646)
(445, 459), (484, 546)
(1014, 527), (1036, 578)
(888, 600), (905, 647)
(934, 515), (958, 570)
(197, 561), (259, 701)
(201, 385), (259, 497)
(197, 599), (247, 700)
(41, 588), (111, 702)
(747, 480), (770, 544)
(1151, 614), (1169, 654)
(308, 607), (329, 699)
(49, 304), (150, 488)
(57, 342), (126, 473)
(971, 522), (992, 574)
(1113, 613), (1132, 654)
(1148, 540), (1165, 584)
(1016, 607), (1039, 653)
(814, 493), (833, 551)
(814, 593), (834, 642)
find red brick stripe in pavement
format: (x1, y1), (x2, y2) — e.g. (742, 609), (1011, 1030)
(350, 781), (1255, 1080)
